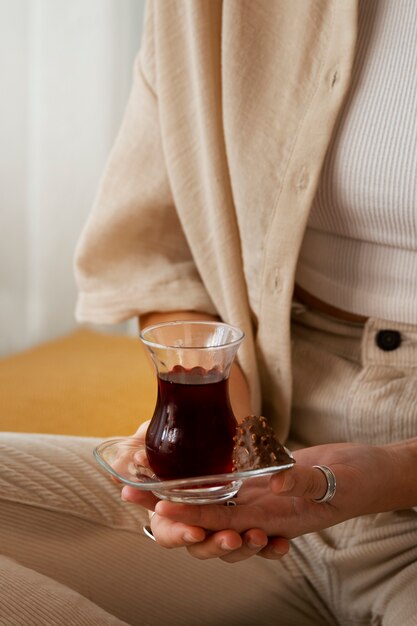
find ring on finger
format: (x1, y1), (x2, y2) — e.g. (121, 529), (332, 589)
(143, 525), (156, 541)
(312, 465), (337, 504)
(143, 511), (157, 541)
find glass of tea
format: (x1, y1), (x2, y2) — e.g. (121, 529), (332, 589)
(140, 320), (244, 482)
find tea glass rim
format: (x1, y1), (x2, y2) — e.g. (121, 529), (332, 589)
(139, 320), (245, 351)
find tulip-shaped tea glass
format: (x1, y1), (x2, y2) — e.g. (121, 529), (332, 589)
(141, 321), (244, 483)
(94, 320), (295, 503)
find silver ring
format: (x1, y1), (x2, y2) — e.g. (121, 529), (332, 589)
(143, 525), (156, 541)
(143, 511), (157, 541)
(312, 465), (337, 503)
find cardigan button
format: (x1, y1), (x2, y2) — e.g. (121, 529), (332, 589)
(375, 330), (402, 352)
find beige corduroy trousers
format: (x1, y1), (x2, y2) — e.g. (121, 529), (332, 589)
(1, 306), (417, 626)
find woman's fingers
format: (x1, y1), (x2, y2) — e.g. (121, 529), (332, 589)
(155, 499), (248, 532)
(122, 485), (283, 562)
(257, 536), (290, 560)
(151, 513), (206, 548)
(218, 529), (268, 563)
(269, 465), (332, 502)
(185, 529), (273, 563)
(121, 485), (159, 510)
(186, 529), (289, 563)
(185, 529), (243, 560)
(153, 465), (336, 538)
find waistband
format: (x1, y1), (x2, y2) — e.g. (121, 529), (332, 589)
(292, 301), (417, 369)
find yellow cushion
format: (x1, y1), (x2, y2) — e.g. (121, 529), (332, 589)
(0, 329), (156, 437)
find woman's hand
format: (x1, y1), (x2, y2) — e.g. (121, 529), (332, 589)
(120, 420), (289, 561)
(155, 442), (395, 538)
(123, 440), (416, 562)
(122, 481), (289, 562)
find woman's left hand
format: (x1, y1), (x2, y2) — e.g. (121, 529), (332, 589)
(127, 441), (404, 562)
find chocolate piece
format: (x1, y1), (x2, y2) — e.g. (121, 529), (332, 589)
(232, 415), (293, 471)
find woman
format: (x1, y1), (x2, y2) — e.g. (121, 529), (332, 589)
(2, 1), (416, 624)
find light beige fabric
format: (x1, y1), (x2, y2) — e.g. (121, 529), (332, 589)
(0, 434), (335, 626)
(2, 310), (417, 624)
(74, 0), (358, 440)
(0, 556), (129, 626)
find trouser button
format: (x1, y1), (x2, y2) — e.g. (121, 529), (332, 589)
(375, 330), (402, 351)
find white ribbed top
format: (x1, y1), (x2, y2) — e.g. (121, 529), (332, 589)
(296, 0), (417, 324)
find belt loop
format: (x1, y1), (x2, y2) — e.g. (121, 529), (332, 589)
(361, 319), (373, 367)
(362, 318), (417, 368)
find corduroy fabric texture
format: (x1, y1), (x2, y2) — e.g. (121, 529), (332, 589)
(0, 556), (129, 626)
(1, 311), (417, 625)
(0, 330), (155, 437)
(0, 434), (313, 626)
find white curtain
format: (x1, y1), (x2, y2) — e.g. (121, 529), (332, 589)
(0, 0), (145, 357)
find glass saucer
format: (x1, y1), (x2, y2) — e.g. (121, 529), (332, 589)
(94, 437), (295, 504)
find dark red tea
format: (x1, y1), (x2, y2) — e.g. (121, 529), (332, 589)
(145, 365), (237, 480)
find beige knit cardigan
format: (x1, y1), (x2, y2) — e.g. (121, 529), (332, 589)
(75, 0), (358, 439)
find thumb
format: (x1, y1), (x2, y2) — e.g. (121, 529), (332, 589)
(132, 419), (150, 440)
(270, 465), (331, 502)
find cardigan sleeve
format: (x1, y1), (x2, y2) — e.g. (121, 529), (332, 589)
(74, 4), (216, 324)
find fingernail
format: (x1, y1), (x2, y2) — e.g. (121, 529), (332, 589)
(183, 532), (200, 544)
(246, 540), (264, 550)
(220, 539), (235, 551)
(273, 546), (287, 557)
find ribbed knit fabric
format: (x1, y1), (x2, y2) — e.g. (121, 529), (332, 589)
(296, 0), (417, 324)
(0, 556), (129, 626)
(2, 311), (417, 624)
(0, 435), (330, 626)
